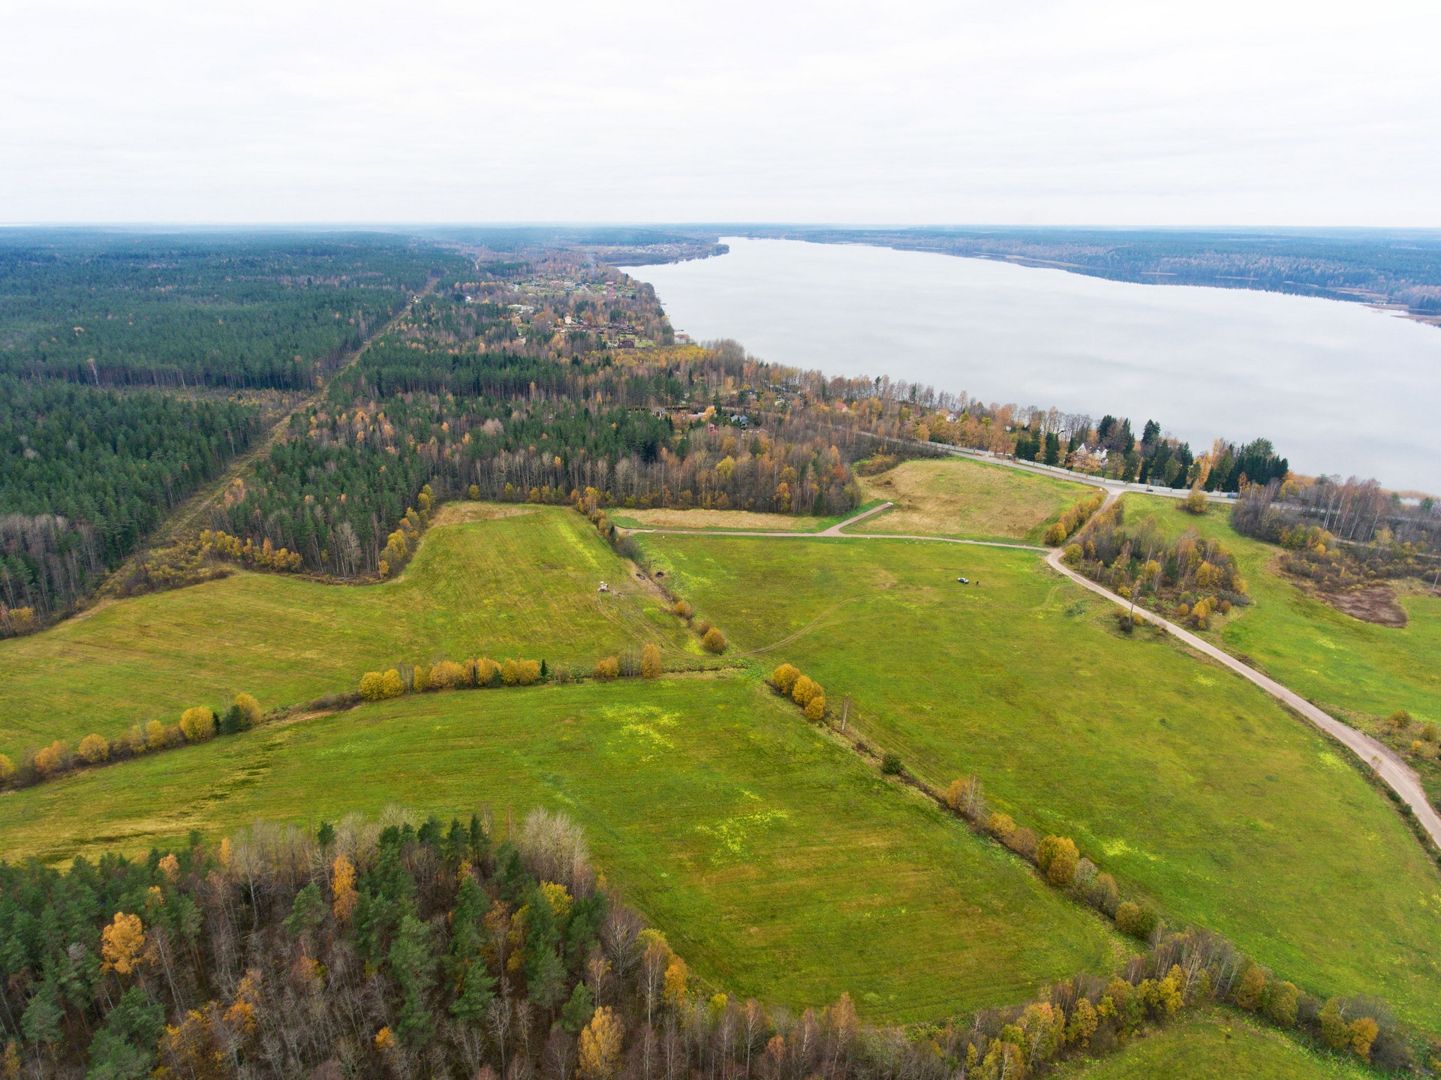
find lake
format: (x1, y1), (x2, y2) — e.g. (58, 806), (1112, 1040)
(627, 238), (1441, 493)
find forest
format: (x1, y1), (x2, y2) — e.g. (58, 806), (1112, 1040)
(0, 377), (261, 624)
(0, 232), (468, 631)
(0, 232), (462, 388)
(1, 807), (1413, 1079)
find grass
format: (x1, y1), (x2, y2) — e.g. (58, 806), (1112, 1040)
(1054, 1010), (1373, 1080)
(609, 507), (834, 532)
(1118, 494), (1441, 733)
(0, 675), (1121, 1023)
(634, 530), (1441, 1028)
(0, 505), (696, 757)
(855, 457), (1099, 543)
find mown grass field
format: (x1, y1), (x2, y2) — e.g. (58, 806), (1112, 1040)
(0, 506), (695, 757)
(855, 457), (1098, 542)
(610, 507), (833, 532)
(1120, 494), (1441, 732)
(1054, 1010), (1373, 1080)
(634, 530), (1441, 1028)
(0, 676), (1120, 1023)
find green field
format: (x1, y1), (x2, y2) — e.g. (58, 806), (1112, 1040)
(0, 506), (695, 757)
(0, 675), (1120, 1023)
(1054, 1010), (1373, 1080)
(1120, 494), (1441, 732)
(856, 456), (1098, 542)
(634, 530), (1441, 1027)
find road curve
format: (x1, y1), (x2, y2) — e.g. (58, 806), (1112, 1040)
(1046, 546), (1441, 850)
(624, 498), (1441, 852)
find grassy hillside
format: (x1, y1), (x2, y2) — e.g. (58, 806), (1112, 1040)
(0, 675), (1120, 1023)
(634, 531), (1441, 1028)
(1120, 493), (1441, 731)
(855, 456), (1098, 542)
(0, 505), (694, 757)
(1054, 1010), (1374, 1080)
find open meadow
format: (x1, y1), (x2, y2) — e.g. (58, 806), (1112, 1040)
(633, 529), (1441, 1028)
(854, 456), (1099, 542)
(0, 506), (695, 757)
(1053, 1010), (1375, 1080)
(1119, 493), (1441, 732)
(0, 675), (1121, 1023)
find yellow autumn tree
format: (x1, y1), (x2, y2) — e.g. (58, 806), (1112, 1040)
(640, 643), (662, 679)
(593, 655), (620, 681)
(158, 853), (180, 882)
(663, 956), (689, 1007)
(32, 740), (69, 777)
(145, 719), (169, 750)
(428, 659), (467, 690)
(331, 855), (358, 923)
(791, 676), (822, 708)
(101, 912), (145, 975)
(233, 692), (263, 727)
(179, 707), (216, 743)
(803, 695), (827, 722)
(770, 663), (801, 695)
(0, 754), (14, 785)
(578, 1006), (624, 1080)
(77, 734), (110, 765)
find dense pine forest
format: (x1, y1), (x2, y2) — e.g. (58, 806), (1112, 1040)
(0, 232), (465, 628)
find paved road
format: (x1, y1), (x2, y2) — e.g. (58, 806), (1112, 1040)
(628, 498), (1441, 852)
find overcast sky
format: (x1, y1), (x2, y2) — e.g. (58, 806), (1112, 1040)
(3, 0), (1438, 226)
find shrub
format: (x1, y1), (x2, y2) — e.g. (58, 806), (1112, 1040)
(78, 734), (110, 765)
(145, 719), (169, 751)
(640, 644), (662, 679)
(880, 752), (903, 776)
(502, 659), (542, 686)
(770, 663), (801, 696)
(472, 657), (501, 687)
(224, 692), (264, 733)
(33, 740), (70, 777)
(1085, 871), (1120, 916)
(1264, 980), (1299, 1027)
(1115, 901), (1158, 940)
(359, 671), (392, 701)
(803, 695), (827, 722)
(693, 618), (712, 637)
(1232, 963), (1267, 1011)
(1035, 835), (1079, 887)
(0, 754), (14, 785)
(427, 660), (468, 690)
(701, 627), (727, 654)
(179, 707), (217, 743)
(672, 599), (693, 621)
(791, 676), (822, 708)
(987, 812), (1017, 839)
(593, 656), (621, 681)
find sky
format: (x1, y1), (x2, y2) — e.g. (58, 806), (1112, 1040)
(3, 0), (1439, 226)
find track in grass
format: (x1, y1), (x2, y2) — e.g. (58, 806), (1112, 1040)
(0, 506), (696, 756)
(0, 675), (1121, 1024)
(634, 530), (1441, 1029)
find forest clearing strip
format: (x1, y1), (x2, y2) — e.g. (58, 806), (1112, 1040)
(91, 277), (443, 604)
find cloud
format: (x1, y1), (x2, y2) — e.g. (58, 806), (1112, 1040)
(2, 0), (1437, 224)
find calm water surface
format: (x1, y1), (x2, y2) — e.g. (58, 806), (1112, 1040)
(629, 238), (1441, 492)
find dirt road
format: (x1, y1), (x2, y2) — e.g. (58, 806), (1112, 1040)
(625, 499), (1441, 852)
